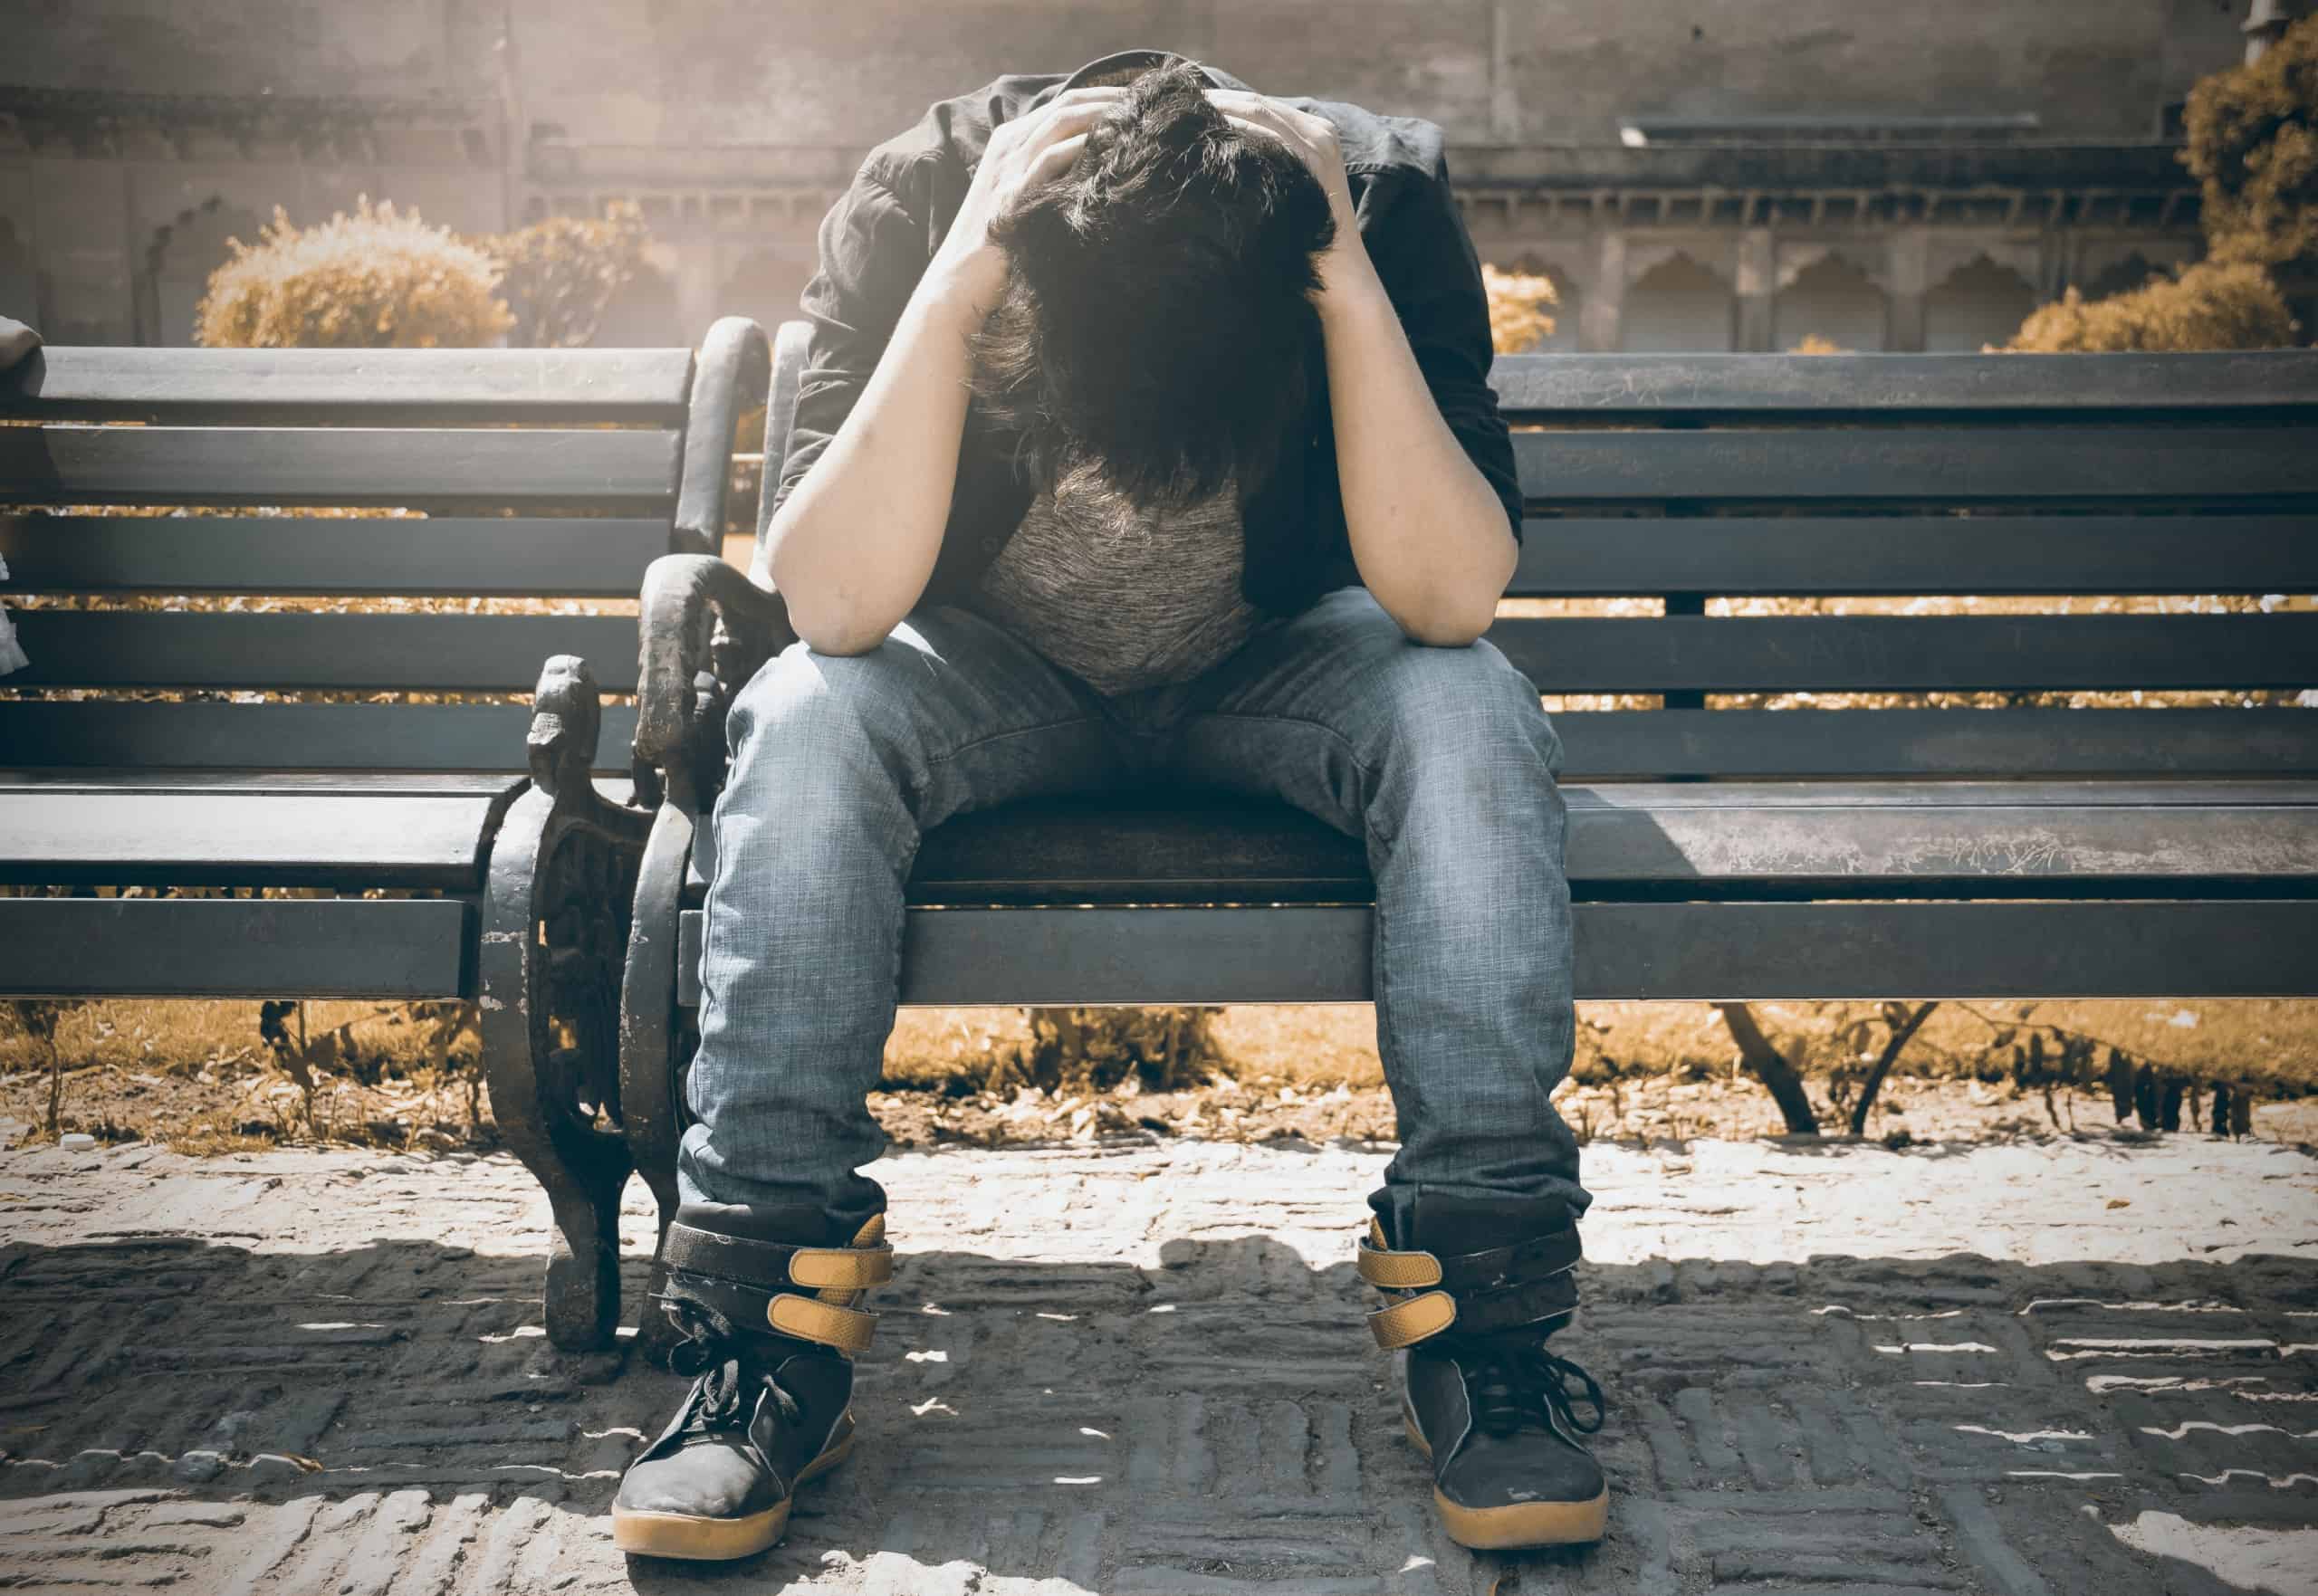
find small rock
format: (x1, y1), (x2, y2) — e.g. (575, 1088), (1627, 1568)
(59, 1132), (97, 1149)
(175, 1448), (226, 1484)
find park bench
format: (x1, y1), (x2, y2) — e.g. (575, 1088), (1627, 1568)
(574, 322), (2318, 1357)
(0, 319), (769, 1347)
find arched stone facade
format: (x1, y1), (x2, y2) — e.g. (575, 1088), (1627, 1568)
(142, 198), (262, 347)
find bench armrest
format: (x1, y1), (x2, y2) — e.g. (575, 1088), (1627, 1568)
(672, 316), (771, 556)
(633, 552), (794, 809)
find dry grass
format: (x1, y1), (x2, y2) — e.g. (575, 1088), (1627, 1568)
(6, 995), (2313, 1159)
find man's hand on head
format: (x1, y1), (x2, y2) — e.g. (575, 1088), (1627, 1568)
(1201, 90), (1371, 300)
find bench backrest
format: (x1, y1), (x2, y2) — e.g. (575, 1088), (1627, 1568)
(756, 326), (2318, 781)
(2, 322), (767, 774)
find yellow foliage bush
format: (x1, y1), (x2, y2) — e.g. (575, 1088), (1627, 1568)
(484, 201), (649, 349)
(195, 198), (513, 349)
(1481, 263), (1559, 354)
(2005, 260), (2296, 352)
(2183, 14), (2318, 268)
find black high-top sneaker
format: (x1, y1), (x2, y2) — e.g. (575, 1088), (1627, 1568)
(1359, 1194), (1607, 1550)
(612, 1204), (892, 1561)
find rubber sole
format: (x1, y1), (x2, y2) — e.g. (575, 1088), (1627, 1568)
(611, 1428), (855, 1561)
(1403, 1407), (1610, 1550)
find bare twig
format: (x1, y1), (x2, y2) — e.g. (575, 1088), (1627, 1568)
(1848, 1001), (1940, 1136)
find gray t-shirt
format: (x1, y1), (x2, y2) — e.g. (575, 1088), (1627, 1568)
(959, 459), (1276, 697)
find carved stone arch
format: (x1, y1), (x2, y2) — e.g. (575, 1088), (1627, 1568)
(2074, 242), (2192, 302)
(1923, 251), (2040, 352)
(1775, 242), (1891, 295)
(143, 196), (263, 346)
(1774, 249), (1890, 352)
(1621, 249), (1736, 352)
(1926, 237), (2039, 294)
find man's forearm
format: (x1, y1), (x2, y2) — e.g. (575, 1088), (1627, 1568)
(1319, 264), (1518, 647)
(764, 274), (983, 655)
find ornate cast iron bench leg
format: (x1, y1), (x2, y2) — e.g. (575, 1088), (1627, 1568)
(482, 656), (654, 1352)
(620, 800), (698, 1368)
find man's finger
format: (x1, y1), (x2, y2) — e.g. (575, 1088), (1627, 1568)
(1220, 112), (1296, 151)
(1026, 130), (1091, 184)
(1012, 98), (1122, 160)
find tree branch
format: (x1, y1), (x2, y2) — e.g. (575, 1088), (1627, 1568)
(1849, 1001), (1940, 1136)
(1716, 1002), (1819, 1134)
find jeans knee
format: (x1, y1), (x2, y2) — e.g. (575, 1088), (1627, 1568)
(730, 639), (912, 763)
(1378, 643), (1563, 781)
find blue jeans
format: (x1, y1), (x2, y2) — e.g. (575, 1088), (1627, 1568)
(679, 585), (1588, 1236)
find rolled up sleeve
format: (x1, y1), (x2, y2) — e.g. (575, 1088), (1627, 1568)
(766, 159), (930, 524)
(1358, 152), (1526, 544)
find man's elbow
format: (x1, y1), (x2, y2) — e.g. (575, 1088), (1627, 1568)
(783, 595), (896, 657)
(1398, 537), (1515, 645)
(1384, 580), (1499, 647)
(1400, 602), (1496, 648)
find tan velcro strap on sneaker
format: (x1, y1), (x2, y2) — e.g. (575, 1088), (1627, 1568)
(768, 1293), (877, 1354)
(789, 1245), (894, 1292)
(1367, 1290), (1457, 1350)
(1357, 1241), (1443, 1290)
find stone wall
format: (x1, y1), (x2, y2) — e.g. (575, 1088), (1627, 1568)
(0, 0), (2258, 349)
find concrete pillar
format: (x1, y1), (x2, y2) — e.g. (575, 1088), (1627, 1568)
(1887, 225), (1930, 352)
(671, 233), (718, 348)
(1581, 230), (1624, 352)
(2244, 0), (2313, 62)
(1735, 227), (1775, 351)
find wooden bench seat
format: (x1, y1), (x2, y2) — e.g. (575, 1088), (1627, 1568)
(662, 780), (2318, 1006)
(1, 323), (772, 1348)
(571, 329), (2318, 1356)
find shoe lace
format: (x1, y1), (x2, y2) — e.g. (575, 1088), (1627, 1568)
(1461, 1335), (1606, 1441)
(664, 1297), (802, 1436)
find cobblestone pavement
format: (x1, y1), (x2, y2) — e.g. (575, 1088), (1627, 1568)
(2, 1130), (2314, 1594)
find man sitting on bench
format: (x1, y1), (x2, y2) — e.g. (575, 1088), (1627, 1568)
(613, 49), (1605, 1561)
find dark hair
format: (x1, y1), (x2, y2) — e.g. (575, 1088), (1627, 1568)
(967, 62), (1338, 507)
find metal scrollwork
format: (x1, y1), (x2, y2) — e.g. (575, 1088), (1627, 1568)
(482, 655), (653, 1352)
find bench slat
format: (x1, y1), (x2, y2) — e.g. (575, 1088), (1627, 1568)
(678, 900), (2318, 1004)
(1486, 615), (2318, 693)
(1489, 350), (2318, 416)
(8, 611), (639, 692)
(8, 701), (2307, 780)
(0, 515), (672, 597)
(903, 782), (2318, 905)
(0, 346), (695, 423)
(1509, 514), (2318, 597)
(0, 426), (682, 507)
(1551, 707), (2318, 778)
(5, 701), (2309, 780)
(0, 785), (522, 889)
(1510, 426), (2318, 502)
(14, 612), (2304, 694)
(0, 702), (640, 773)
(0, 897), (474, 999)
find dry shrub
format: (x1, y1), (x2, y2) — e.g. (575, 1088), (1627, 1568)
(195, 197), (513, 349)
(2184, 14), (2318, 269)
(2006, 260), (2295, 352)
(1017, 1007), (1226, 1094)
(1481, 263), (1559, 354)
(484, 201), (649, 349)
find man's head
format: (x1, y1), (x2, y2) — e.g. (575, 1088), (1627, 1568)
(968, 62), (1338, 510)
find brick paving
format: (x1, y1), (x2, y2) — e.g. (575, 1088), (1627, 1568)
(1, 1130), (2313, 1594)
